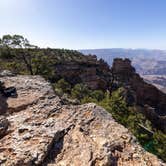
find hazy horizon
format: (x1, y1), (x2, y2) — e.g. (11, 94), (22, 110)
(79, 48), (166, 51)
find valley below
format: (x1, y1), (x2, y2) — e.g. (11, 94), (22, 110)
(142, 75), (166, 93)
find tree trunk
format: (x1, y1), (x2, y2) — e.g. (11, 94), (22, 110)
(21, 53), (33, 75)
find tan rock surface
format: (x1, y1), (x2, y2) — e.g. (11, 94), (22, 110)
(0, 75), (165, 166)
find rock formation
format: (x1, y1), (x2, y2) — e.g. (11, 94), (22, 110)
(112, 58), (136, 83)
(112, 58), (166, 132)
(54, 55), (112, 90)
(0, 75), (165, 166)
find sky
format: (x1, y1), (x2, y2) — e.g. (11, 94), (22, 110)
(0, 0), (166, 49)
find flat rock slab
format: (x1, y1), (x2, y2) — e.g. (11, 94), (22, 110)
(0, 76), (165, 166)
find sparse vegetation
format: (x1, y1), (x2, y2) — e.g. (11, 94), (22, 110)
(53, 79), (166, 161)
(0, 34), (165, 162)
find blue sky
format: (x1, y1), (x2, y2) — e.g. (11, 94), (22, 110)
(0, 0), (166, 49)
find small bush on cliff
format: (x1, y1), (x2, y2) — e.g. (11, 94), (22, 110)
(153, 130), (166, 160)
(71, 84), (90, 100)
(91, 90), (105, 101)
(54, 79), (71, 95)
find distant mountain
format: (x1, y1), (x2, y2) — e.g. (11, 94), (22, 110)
(80, 48), (166, 75)
(80, 49), (166, 93)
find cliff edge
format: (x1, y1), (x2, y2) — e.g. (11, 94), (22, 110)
(0, 75), (165, 166)
(112, 58), (166, 132)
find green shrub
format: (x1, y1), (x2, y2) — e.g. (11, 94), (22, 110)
(54, 79), (71, 94)
(90, 90), (104, 101)
(71, 83), (90, 100)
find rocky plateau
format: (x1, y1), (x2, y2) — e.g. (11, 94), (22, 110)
(0, 75), (165, 166)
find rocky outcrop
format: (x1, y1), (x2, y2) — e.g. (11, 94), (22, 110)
(54, 56), (112, 90)
(0, 75), (165, 165)
(112, 58), (136, 83)
(112, 58), (166, 132)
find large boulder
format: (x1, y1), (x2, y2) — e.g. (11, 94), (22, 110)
(0, 75), (164, 166)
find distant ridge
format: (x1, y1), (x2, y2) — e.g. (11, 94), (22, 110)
(80, 48), (166, 74)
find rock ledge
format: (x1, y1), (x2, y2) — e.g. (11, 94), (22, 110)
(0, 76), (165, 166)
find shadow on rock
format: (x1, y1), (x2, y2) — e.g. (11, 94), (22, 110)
(0, 95), (8, 115)
(0, 80), (17, 115)
(42, 131), (65, 166)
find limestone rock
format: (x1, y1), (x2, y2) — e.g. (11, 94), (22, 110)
(0, 76), (165, 166)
